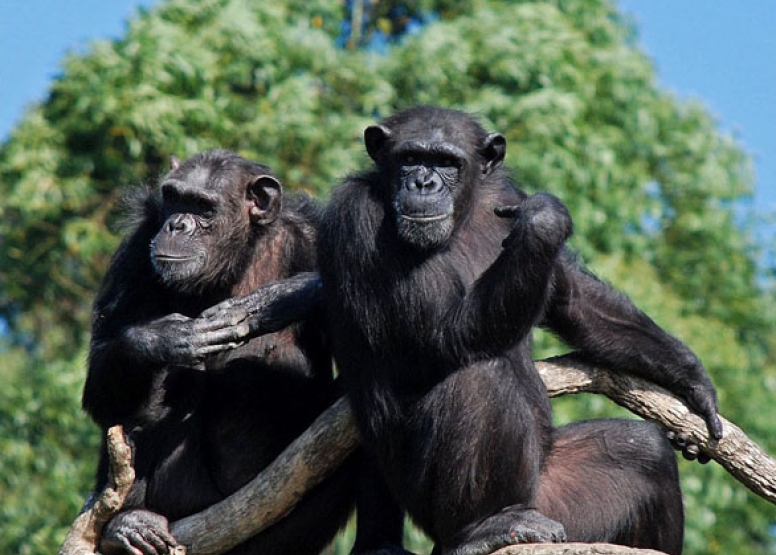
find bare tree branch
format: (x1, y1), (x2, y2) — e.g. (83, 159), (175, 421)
(170, 397), (359, 555)
(536, 355), (776, 504)
(167, 355), (776, 553)
(59, 426), (135, 555)
(62, 356), (776, 555)
(490, 544), (666, 555)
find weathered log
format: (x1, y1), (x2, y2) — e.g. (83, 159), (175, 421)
(170, 396), (359, 555)
(491, 544), (666, 555)
(58, 426), (135, 555)
(536, 355), (776, 504)
(61, 356), (776, 555)
(168, 355), (776, 553)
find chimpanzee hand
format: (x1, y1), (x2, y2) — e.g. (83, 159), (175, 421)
(675, 367), (724, 440)
(120, 274), (323, 368)
(496, 193), (573, 253)
(100, 509), (179, 555)
(444, 507), (566, 555)
(123, 312), (247, 369)
(197, 272), (323, 342)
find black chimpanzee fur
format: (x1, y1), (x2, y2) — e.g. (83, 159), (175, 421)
(316, 107), (723, 555)
(82, 150), (358, 555)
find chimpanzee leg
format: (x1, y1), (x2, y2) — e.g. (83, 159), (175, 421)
(401, 358), (565, 555)
(537, 419), (684, 555)
(352, 452), (416, 555)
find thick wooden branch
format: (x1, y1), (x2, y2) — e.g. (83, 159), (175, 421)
(59, 426), (135, 555)
(490, 545), (665, 555)
(62, 356), (776, 555)
(170, 396), (359, 555)
(536, 355), (776, 504)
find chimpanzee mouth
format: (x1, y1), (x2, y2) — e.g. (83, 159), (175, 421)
(154, 254), (199, 263)
(400, 213), (450, 223)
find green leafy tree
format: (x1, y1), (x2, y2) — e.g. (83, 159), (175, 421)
(1, 0), (774, 553)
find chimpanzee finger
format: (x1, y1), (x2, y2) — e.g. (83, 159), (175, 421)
(142, 529), (172, 555)
(494, 205), (520, 219)
(680, 444), (710, 464)
(124, 529), (162, 555)
(682, 444), (700, 461)
(709, 416), (723, 440)
(707, 412), (724, 441)
(667, 430), (713, 464)
(686, 390), (724, 440)
(195, 305), (249, 330)
(196, 326), (251, 350)
(197, 341), (247, 358)
(666, 430), (686, 448)
(113, 537), (143, 555)
(147, 526), (179, 554)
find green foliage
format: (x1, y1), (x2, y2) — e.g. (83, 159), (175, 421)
(0, 342), (98, 553)
(1, 0), (774, 553)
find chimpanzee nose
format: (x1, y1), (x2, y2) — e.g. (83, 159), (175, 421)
(167, 214), (196, 235)
(413, 171), (441, 193)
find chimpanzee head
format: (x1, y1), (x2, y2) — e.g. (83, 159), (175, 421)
(364, 106), (506, 250)
(150, 150), (282, 294)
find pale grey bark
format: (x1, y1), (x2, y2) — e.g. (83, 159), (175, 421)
(60, 356), (776, 555)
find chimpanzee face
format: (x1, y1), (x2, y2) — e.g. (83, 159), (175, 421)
(150, 152), (281, 294)
(364, 111), (505, 251)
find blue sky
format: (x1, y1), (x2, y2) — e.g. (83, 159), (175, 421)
(619, 1), (776, 220)
(1, 1), (774, 218)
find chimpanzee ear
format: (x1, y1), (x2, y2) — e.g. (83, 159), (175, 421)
(364, 125), (392, 163)
(247, 175), (283, 226)
(170, 155), (182, 172)
(481, 133), (506, 175)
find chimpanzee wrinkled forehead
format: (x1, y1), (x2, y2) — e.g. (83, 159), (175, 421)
(379, 106), (489, 148)
(164, 149), (274, 193)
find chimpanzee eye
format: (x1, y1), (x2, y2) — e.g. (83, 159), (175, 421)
(196, 198), (216, 218)
(162, 186), (179, 203)
(404, 154), (416, 165)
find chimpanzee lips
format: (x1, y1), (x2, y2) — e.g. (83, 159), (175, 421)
(400, 213), (450, 223)
(154, 253), (198, 262)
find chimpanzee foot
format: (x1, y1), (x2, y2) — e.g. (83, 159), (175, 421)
(666, 430), (711, 464)
(507, 509), (567, 543)
(442, 508), (566, 555)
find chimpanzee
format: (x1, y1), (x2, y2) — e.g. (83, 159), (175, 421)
(315, 107), (723, 555)
(82, 150), (362, 555)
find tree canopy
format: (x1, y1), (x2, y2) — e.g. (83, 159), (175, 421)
(1, 1), (774, 554)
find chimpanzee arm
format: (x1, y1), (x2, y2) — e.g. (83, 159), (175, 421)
(543, 251), (723, 439)
(85, 306), (219, 425)
(444, 194), (572, 359)
(195, 272), (323, 345)
(84, 273), (322, 426)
